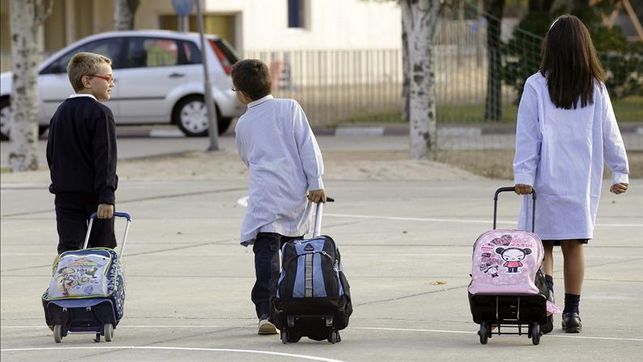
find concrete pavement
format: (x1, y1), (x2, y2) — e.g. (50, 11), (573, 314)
(1, 136), (642, 361)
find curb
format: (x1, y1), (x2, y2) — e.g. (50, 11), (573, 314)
(113, 123), (643, 138)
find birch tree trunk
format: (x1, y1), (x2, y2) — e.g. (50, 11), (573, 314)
(114, 0), (139, 31)
(401, 21), (410, 123)
(401, 0), (441, 160)
(8, 0), (51, 172)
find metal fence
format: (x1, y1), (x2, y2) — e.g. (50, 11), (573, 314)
(244, 19), (520, 127)
(244, 49), (404, 126)
(246, 15), (641, 155)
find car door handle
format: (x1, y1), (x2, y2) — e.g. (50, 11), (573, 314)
(168, 73), (185, 78)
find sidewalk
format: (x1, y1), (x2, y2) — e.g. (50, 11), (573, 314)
(108, 121), (643, 138)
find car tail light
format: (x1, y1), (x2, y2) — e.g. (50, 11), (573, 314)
(209, 39), (232, 75)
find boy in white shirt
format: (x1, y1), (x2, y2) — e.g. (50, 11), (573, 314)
(232, 59), (326, 335)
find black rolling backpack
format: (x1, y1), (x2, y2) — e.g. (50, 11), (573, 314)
(271, 198), (352, 344)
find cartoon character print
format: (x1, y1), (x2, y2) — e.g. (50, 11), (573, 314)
(480, 263), (499, 278)
(495, 247), (532, 273)
(55, 257), (103, 296)
(479, 248), (502, 279)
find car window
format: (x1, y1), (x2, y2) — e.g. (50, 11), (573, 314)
(125, 38), (183, 68)
(41, 38), (124, 74)
(180, 40), (201, 65)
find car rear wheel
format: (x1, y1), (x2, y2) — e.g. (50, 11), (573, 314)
(173, 95), (232, 137)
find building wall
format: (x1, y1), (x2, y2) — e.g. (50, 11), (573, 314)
(134, 0), (402, 52)
(1, 0), (402, 71)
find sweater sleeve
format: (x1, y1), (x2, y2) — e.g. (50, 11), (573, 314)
(292, 101), (324, 190)
(93, 106), (118, 204)
(601, 85), (629, 184)
(513, 81), (542, 186)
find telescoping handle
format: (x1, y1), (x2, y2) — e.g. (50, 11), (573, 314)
(83, 212), (132, 258)
(312, 197), (335, 237)
(493, 187), (536, 232)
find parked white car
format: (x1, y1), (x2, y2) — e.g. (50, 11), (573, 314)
(0, 30), (245, 140)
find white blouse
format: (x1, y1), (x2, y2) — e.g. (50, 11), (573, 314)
(513, 72), (629, 240)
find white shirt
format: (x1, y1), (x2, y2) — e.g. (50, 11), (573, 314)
(513, 72), (629, 240)
(235, 95), (324, 245)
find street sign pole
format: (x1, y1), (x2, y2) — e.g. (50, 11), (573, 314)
(195, 0), (220, 151)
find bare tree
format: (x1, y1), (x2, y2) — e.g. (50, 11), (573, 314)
(114, 0), (140, 30)
(8, 0), (52, 172)
(401, 0), (442, 160)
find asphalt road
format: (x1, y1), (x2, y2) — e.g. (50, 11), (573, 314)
(1, 133), (642, 361)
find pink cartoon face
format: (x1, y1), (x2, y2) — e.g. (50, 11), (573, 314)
(495, 247), (532, 273)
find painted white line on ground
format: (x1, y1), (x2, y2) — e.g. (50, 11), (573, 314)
(0, 325), (224, 329)
(353, 326), (643, 342)
(325, 213), (643, 228)
(235, 197), (642, 227)
(0, 346), (346, 362)
(3, 325), (641, 343)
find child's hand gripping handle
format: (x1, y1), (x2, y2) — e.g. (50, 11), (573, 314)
(313, 197), (334, 237)
(84, 212), (132, 258)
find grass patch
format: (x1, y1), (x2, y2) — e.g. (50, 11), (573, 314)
(1, 167), (10, 173)
(334, 111), (403, 126)
(613, 96), (643, 122)
(436, 149), (643, 180)
(336, 96), (641, 125)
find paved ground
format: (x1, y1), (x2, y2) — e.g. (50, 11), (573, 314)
(1, 135), (642, 361)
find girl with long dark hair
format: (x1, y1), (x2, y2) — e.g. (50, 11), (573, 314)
(513, 15), (629, 333)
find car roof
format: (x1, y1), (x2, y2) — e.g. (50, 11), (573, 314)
(38, 30), (222, 71)
(79, 30), (221, 41)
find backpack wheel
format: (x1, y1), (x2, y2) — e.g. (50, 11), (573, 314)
(53, 325), (63, 343)
(103, 323), (114, 342)
(531, 324), (541, 345)
(478, 322), (489, 344)
(328, 330), (340, 344)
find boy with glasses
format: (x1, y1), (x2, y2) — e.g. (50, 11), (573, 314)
(47, 52), (119, 254)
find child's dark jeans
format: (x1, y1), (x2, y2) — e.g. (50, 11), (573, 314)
(55, 193), (116, 254)
(252, 232), (302, 319)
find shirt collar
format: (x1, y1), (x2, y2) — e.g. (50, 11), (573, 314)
(68, 93), (97, 101)
(247, 95), (273, 108)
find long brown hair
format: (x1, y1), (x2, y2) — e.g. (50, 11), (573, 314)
(540, 15), (605, 109)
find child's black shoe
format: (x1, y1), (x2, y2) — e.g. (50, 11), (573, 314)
(562, 312), (582, 333)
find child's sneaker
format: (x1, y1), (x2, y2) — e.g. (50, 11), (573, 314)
(258, 318), (278, 335)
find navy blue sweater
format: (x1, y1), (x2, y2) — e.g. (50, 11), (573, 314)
(46, 97), (118, 204)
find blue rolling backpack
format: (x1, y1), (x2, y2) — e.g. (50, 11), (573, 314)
(42, 212), (131, 343)
(271, 198), (352, 344)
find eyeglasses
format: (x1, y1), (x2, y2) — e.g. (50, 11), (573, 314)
(91, 74), (116, 83)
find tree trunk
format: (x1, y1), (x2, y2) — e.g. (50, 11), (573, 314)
(114, 0), (139, 30)
(484, 0), (505, 121)
(401, 0), (441, 160)
(401, 19), (410, 123)
(8, 0), (41, 171)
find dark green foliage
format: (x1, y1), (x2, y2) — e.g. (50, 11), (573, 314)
(501, 0), (642, 101)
